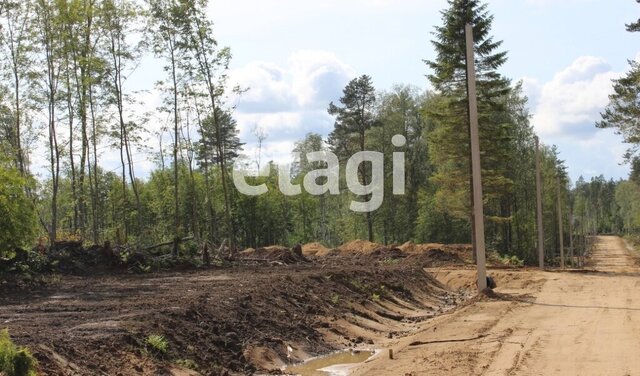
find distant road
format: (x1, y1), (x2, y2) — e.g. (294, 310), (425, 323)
(352, 236), (640, 375)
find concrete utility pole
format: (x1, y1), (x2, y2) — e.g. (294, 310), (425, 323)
(569, 209), (574, 268)
(465, 23), (487, 291)
(535, 136), (544, 269)
(557, 176), (565, 269)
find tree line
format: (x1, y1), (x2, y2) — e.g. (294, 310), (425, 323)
(593, 0), (640, 241)
(0, 0), (608, 265)
(0, 0), (239, 251)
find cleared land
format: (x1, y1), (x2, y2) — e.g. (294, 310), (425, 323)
(2, 236), (638, 375)
(0, 242), (469, 375)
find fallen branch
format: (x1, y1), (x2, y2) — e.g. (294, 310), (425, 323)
(409, 333), (488, 346)
(218, 238), (228, 255)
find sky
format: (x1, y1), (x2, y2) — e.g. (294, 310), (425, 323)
(125, 0), (639, 184)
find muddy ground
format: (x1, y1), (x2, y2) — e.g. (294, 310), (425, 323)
(0, 242), (481, 375)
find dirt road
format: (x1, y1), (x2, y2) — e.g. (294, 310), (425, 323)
(352, 236), (640, 376)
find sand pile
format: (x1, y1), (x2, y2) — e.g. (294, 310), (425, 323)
(397, 241), (447, 254)
(301, 242), (331, 256)
(337, 240), (381, 254)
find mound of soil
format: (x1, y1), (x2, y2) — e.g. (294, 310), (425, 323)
(238, 245), (309, 264)
(308, 242), (467, 269)
(413, 248), (465, 266)
(301, 242), (331, 256)
(337, 240), (381, 254)
(398, 241), (446, 254)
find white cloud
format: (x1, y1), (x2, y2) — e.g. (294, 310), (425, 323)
(529, 56), (619, 138)
(235, 112), (303, 137)
(228, 61), (295, 113)
(522, 55), (637, 181)
(289, 50), (356, 107)
(553, 129), (629, 182)
(520, 76), (541, 105)
(240, 139), (298, 171)
(226, 50), (356, 166)
(230, 50), (355, 114)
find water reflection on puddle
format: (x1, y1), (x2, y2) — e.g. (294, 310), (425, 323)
(286, 349), (376, 376)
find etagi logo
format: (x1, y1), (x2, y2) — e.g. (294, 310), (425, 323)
(232, 135), (407, 213)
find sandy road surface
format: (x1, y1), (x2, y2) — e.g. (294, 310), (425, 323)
(352, 236), (640, 376)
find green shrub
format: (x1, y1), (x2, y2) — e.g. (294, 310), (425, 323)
(0, 329), (38, 376)
(0, 166), (37, 256)
(500, 254), (524, 267)
(146, 334), (168, 355)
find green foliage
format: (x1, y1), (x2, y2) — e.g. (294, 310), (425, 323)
(0, 165), (37, 254)
(1, 250), (49, 278)
(197, 109), (244, 167)
(415, 186), (471, 244)
(175, 358), (198, 371)
(328, 75), (379, 242)
(424, 0), (526, 257)
(146, 334), (168, 355)
(616, 180), (640, 233)
(234, 164), (294, 248)
(598, 4), (640, 161)
(574, 175), (621, 235)
(349, 279), (367, 292)
(0, 0), (599, 272)
(328, 75), (377, 155)
(372, 85), (429, 244)
(500, 254), (524, 267)
(0, 329), (38, 376)
(597, 60), (640, 161)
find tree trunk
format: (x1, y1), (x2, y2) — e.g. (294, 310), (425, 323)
(171, 43), (180, 256)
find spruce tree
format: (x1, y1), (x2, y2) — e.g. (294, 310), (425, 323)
(425, 0), (513, 232)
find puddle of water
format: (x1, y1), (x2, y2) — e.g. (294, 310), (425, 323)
(285, 350), (376, 376)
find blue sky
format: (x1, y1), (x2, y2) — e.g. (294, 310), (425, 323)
(120, 0), (638, 184)
(214, 0), (640, 183)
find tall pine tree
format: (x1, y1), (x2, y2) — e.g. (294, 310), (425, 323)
(425, 0), (513, 240)
(597, 4), (640, 161)
(327, 75), (378, 242)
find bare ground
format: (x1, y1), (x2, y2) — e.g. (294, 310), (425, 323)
(0, 245), (468, 375)
(4, 237), (637, 375)
(351, 236), (640, 376)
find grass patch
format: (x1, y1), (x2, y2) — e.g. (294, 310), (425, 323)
(0, 329), (38, 376)
(145, 334), (168, 355)
(349, 279), (369, 292)
(175, 358), (198, 371)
